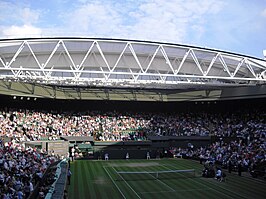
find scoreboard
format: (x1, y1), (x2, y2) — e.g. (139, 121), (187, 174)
(47, 141), (69, 156)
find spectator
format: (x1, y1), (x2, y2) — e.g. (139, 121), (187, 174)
(0, 142), (58, 198)
(215, 167), (222, 182)
(0, 108), (264, 141)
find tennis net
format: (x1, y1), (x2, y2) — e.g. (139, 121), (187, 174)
(115, 169), (195, 181)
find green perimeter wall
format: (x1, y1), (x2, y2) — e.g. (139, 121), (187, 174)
(92, 136), (211, 159)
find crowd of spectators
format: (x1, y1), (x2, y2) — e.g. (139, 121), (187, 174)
(0, 108), (264, 142)
(172, 135), (265, 178)
(0, 138), (58, 199)
(0, 109), (148, 142)
(0, 106), (264, 198)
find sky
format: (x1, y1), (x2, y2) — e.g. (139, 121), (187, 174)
(0, 0), (266, 58)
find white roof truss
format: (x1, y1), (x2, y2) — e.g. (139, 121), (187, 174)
(0, 38), (265, 90)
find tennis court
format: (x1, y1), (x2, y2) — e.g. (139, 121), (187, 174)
(68, 159), (266, 199)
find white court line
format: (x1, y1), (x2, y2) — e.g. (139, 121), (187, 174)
(103, 166), (126, 199)
(112, 166), (142, 199)
(140, 190), (175, 195)
(143, 170), (175, 192)
(160, 164), (237, 199)
(140, 187), (212, 195)
(163, 164), (252, 199)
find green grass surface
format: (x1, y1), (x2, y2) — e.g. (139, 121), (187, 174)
(68, 159), (266, 199)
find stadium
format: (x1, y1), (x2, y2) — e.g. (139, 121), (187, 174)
(0, 37), (265, 199)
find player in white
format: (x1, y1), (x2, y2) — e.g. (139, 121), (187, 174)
(105, 153), (109, 161)
(147, 152), (150, 160)
(71, 147), (75, 161)
(215, 167), (222, 182)
(126, 152), (129, 160)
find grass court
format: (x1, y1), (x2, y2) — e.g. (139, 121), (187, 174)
(68, 158), (265, 199)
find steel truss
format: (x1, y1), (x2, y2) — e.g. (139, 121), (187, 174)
(0, 38), (265, 91)
(0, 38), (266, 101)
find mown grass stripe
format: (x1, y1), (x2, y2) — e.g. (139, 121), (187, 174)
(80, 161), (88, 198)
(97, 161), (121, 199)
(68, 159), (266, 199)
(68, 162), (75, 199)
(85, 161), (97, 199)
(163, 161), (221, 199)
(220, 175), (266, 199)
(80, 161), (96, 199)
(112, 166), (141, 199)
(179, 158), (266, 199)
(170, 159), (236, 198)
(174, 159), (260, 199)
(141, 163), (176, 192)
(78, 160), (85, 198)
(120, 159), (156, 198)
(135, 159), (173, 196)
(162, 162), (235, 199)
(73, 161), (80, 199)
(158, 163), (207, 199)
(94, 161), (108, 198)
(114, 159), (141, 199)
(103, 166), (126, 199)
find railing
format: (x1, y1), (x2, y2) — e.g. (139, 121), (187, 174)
(29, 160), (61, 199)
(50, 159), (69, 199)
